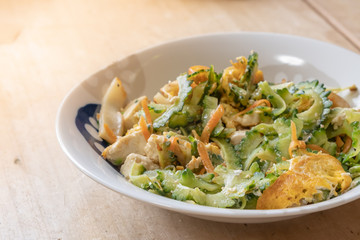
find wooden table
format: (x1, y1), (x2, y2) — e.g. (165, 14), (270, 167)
(1, 0), (360, 239)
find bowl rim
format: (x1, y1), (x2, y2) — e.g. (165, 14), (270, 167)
(56, 31), (360, 219)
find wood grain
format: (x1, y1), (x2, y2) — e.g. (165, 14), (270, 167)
(1, 0), (359, 239)
(305, 0), (360, 51)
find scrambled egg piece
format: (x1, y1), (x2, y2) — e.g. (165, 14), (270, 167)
(222, 56), (247, 85)
(256, 152), (352, 209)
(153, 80), (179, 105)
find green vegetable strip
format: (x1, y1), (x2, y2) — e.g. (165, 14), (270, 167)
(243, 147), (262, 171)
(258, 81), (286, 116)
(296, 89), (323, 127)
(212, 138), (242, 170)
(201, 96), (224, 136)
(229, 83), (247, 103)
(190, 82), (206, 106)
(118, 54), (360, 210)
(240, 52), (258, 84)
(153, 75), (192, 129)
(239, 52), (258, 105)
(342, 121), (360, 165)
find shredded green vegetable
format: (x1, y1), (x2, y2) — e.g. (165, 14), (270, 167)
(99, 52), (360, 209)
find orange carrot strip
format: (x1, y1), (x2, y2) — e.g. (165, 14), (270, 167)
(288, 120), (306, 157)
(141, 97), (153, 133)
(198, 167), (206, 175)
(101, 147), (108, 158)
(176, 166), (184, 170)
(201, 104), (225, 144)
(336, 136), (345, 147)
(191, 82), (198, 88)
(197, 141), (215, 174)
(192, 130), (200, 140)
(188, 65), (210, 84)
(168, 137), (180, 153)
(306, 144), (329, 154)
(139, 116), (150, 141)
(168, 136), (187, 166)
(290, 121), (297, 142)
(103, 123), (117, 143)
(188, 65), (209, 75)
(342, 136), (352, 154)
(328, 92), (350, 108)
(236, 99), (271, 116)
(336, 135), (344, 153)
(253, 70), (264, 84)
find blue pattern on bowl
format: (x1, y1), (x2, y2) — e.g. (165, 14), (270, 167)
(75, 104), (123, 172)
(75, 103), (108, 155)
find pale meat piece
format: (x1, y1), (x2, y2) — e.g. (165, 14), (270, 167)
(230, 130), (247, 145)
(102, 130), (147, 165)
(144, 134), (167, 164)
(123, 96), (147, 131)
(233, 111), (261, 127)
(221, 103), (261, 128)
(144, 134), (192, 167)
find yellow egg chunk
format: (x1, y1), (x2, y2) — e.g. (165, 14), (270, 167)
(98, 77), (127, 144)
(256, 152), (352, 209)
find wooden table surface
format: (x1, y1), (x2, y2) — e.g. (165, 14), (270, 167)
(1, 0), (360, 239)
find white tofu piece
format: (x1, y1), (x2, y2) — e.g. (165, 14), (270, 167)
(144, 134), (167, 164)
(230, 130), (247, 145)
(186, 156), (202, 170)
(234, 111), (261, 127)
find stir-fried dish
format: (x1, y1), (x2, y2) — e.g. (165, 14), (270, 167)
(97, 52), (360, 209)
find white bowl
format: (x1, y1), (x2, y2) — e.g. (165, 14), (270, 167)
(56, 32), (360, 223)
